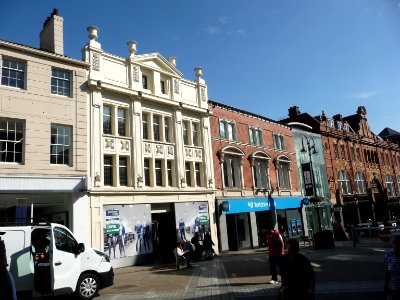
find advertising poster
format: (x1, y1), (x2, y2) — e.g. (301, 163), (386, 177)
(103, 204), (152, 260)
(175, 202), (209, 243)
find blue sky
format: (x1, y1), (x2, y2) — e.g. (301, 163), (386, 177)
(1, 0), (400, 134)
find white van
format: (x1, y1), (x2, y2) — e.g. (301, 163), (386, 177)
(0, 223), (114, 299)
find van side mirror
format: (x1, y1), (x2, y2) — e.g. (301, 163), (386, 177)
(74, 243), (85, 255)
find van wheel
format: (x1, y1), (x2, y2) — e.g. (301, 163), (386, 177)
(76, 273), (100, 300)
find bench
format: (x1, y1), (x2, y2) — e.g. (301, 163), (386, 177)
(301, 235), (314, 247)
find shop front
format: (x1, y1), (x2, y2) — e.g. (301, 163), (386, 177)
(92, 193), (216, 269)
(217, 196), (304, 252)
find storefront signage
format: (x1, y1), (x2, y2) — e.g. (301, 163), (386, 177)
(301, 162), (314, 196)
(220, 197), (302, 214)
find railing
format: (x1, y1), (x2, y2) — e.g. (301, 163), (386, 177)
(352, 226), (400, 247)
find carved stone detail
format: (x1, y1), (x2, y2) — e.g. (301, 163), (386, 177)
(105, 138), (114, 150)
(132, 65), (139, 82)
(92, 52), (100, 71)
(144, 143), (151, 154)
(185, 148), (193, 158)
(155, 144), (164, 155)
(120, 140), (129, 151)
(174, 79), (180, 94)
(201, 87), (206, 101)
(167, 146), (174, 156)
(195, 149), (202, 159)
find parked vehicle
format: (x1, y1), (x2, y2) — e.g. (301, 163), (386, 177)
(1, 223), (113, 299)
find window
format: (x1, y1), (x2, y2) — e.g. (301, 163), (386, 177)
(356, 147), (361, 162)
(195, 162), (201, 186)
(104, 156), (113, 186)
(153, 115), (160, 141)
(1, 58), (25, 89)
(155, 159), (162, 186)
(397, 176), (400, 193)
(327, 119), (335, 128)
(142, 113), (148, 140)
(249, 128), (263, 146)
(354, 172), (367, 194)
(117, 108), (126, 136)
(277, 157), (291, 190)
(340, 144), (346, 160)
(119, 157), (127, 186)
(185, 162), (192, 187)
(164, 117), (171, 143)
(103, 105), (112, 134)
(183, 121), (189, 145)
(338, 170), (352, 195)
(220, 148), (243, 189)
(167, 160), (173, 186)
(160, 80), (166, 94)
(144, 158), (150, 186)
(350, 146), (355, 160)
(50, 125), (71, 165)
(142, 75), (148, 89)
(219, 120), (236, 141)
(51, 69), (71, 97)
(273, 134), (285, 150)
(53, 227), (78, 253)
(192, 123), (199, 146)
(0, 118), (24, 163)
(385, 175), (395, 197)
(333, 144), (339, 159)
(251, 157), (270, 189)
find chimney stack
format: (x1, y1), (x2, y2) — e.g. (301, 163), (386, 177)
(40, 8), (64, 55)
(288, 106), (300, 118)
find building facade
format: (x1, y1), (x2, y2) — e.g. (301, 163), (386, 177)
(208, 100), (303, 252)
(83, 27), (216, 267)
(285, 106), (400, 227)
(0, 10), (89, 242)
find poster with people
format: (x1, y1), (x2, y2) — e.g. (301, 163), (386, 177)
(103, 204), (152, 260)
(175, 202), (210, 243)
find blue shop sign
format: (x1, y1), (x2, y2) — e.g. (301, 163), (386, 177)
(220, 197), (304, 214)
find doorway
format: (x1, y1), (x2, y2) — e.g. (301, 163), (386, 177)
(151, 212), (176, 263)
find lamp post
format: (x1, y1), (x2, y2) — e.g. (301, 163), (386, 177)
(300, 136), (322, 232)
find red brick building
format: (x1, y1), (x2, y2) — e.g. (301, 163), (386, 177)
(208, 100), (303, 252)
(284, 106), (400, 226)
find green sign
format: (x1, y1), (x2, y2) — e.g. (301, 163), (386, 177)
(106, 223), (120, 235)
(199, 215), (208, 225)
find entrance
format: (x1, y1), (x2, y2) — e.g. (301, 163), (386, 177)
(151, 212), (176, 263)
(226, 213), (252, 251)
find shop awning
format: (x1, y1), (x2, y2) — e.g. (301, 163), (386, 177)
(220, 197), (304, 214)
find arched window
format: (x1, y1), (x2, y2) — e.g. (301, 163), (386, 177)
(354, 171), (367, 194)
(275, 156), (291, 190)
(219, 147), (243, 189)
(338, 170), (352, 195)
(385, 175), (395, 197)
(250, 152), (270, 189)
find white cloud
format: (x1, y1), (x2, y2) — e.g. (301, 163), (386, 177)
(348, 91), (378, 99)
(218, 16), (228, 24)
(236, 29), (247, 36)
(206, 25), (220, 35)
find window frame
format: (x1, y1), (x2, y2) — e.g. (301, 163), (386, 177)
(104, 156), (114, 186)
(385, 175), (395, 197)
(103, 105), (112, 135)
(354, 171), (367, 195)
(119, 156), (128, 186)
(51, 68), (72, 97)
(338, 170), (352, 195)
(117, 107), (127, 136)
(0, 118), (24, 163)
(50, 124), (72, 166)
(276, 156), (291, 190)
(219, 120), (236, 141)
(1, 58), (26, 89)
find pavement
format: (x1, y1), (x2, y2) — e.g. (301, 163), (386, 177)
(94, 240), (389, 300)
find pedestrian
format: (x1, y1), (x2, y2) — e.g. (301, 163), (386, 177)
(384, 233), (400, 300)
(0, 232), (17, 300)
(279, 238), (315, 300)
(181, 239), (193, 266)
(191, 232), (203, 261)
(203, 230), (215, 258)
(176, 242), (191, 269)
(266, 225), (284, 284)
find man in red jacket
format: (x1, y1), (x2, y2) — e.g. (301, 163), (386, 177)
(266, 225), (284, 284)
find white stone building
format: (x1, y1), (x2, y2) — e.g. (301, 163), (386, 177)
(82, 27), (216, 267)
(0, 10), (89, 243)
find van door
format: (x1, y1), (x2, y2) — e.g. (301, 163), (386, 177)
(50, 224), (81, 295)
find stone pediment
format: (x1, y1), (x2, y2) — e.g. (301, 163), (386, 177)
(136, 53), (183, 77)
